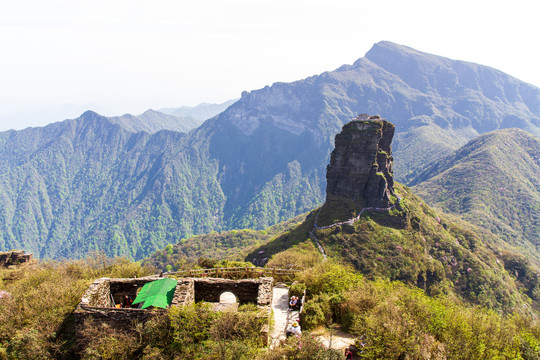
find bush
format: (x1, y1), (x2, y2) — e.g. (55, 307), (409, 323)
(0, 255), (154, 358)
(168, 302), (218, 348)
(297, 261), (362, 296)
(265, 243), (322, 270)
(210, 306), (267, 347)
(6, 329), (51, 360)
(259, 333), (342, 360)
(79, 321), (139, 360)
(301, 292), (345, 330)
(337, 279), (539, 359)
(289, 282), (306, 298)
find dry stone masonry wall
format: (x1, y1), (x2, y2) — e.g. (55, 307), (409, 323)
(76, 276), (274, 337)
(193, 277), (273, 305)
(171, 279), (195, 306)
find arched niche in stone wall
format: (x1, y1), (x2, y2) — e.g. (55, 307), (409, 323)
(219, 291), (238, 304)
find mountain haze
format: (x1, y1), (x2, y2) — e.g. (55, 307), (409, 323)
(109, 109), (201, 134)
(160, 99), (237, 122)
(1, 41), (539, 259)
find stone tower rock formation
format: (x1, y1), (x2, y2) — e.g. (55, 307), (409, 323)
(326, 114), (396, 208)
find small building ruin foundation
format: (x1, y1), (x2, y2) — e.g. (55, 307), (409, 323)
(75, 276), (274, 342)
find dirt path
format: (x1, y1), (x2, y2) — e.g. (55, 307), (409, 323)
(311, 325), (357, 351)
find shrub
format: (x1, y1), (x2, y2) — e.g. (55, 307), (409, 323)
(336, 279), (539, 359)
(0, 255), (154, 358)
(210, 307), (266, 347)
(202, 339), (258, 360)
(259, 333), (342, 360)
(6, 329), (50, 360)
(297, 261), (362, 296)
(168, 302), (218, 349)
(289, 282), (306, 298)
(265, 243), (322, 270)
(79, 321), (140, 360)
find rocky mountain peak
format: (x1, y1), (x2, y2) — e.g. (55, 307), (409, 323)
(326, 114), (395, 208)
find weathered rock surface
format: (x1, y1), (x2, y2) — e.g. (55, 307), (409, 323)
(326, 115), (395, 208)
(0, 250), (33, 268)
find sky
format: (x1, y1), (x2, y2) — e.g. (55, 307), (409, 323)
(1, 0), (539, 130)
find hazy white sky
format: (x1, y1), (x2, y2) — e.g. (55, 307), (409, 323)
(1, 0), (539, 130)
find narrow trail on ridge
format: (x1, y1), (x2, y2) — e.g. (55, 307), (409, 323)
(310, 198), (401, 260)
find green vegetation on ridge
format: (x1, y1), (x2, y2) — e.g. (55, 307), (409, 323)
(143, 213), (308, 272)
(247, 183), (540, 312)
(412, 128), (540, 263)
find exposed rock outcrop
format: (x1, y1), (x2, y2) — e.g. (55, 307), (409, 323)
(0, 250), (33, 268)
(326, 115), (395, 208)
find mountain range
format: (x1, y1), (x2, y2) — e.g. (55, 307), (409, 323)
(0, 41), (538, 260)
(159, 99), (237, 121)
(147, 119), (539, 314)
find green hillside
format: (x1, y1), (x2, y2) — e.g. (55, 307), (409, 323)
(246, 183), (540, 312)
(0, 113), (226, 260)
(411, 129), (540, 262)
(143, 213), (308, 272)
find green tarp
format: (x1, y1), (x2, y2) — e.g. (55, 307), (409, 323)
(132, 278), (178, 309)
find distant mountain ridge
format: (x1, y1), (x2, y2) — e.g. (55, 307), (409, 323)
(159, 100), (237, 122)
(108, 109), (200, 134)
(411, 128), (540, 261)
(107, 100), (238, 134)
(1, 41), (539, 260)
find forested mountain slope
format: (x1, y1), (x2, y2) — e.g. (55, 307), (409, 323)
(0, 111), (225, 259)
(1, 41), (540, 259)
(411, 128), (540, 261)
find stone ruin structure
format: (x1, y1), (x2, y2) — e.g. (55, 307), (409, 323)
(75, 276), (274, 343)
(0, 250), (33, 268)
(326, 114), (396, 209)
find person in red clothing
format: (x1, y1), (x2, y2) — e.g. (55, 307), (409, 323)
(122, 295), (133, 308)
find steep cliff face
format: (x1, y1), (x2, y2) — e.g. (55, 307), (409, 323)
(326, 115), (395, 208)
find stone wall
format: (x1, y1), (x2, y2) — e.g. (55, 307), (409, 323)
(192, 277), (273, 306)
(74, 306), (166, 334)
(76, 276), (274, 344)
(79, 278), (111, 308)
(76, 276), (163, 337)
(78, 276), (273, 310)
(256, 277), (274, 306)
(171, 279), (195, 306)
(78, 276), (160, 308)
